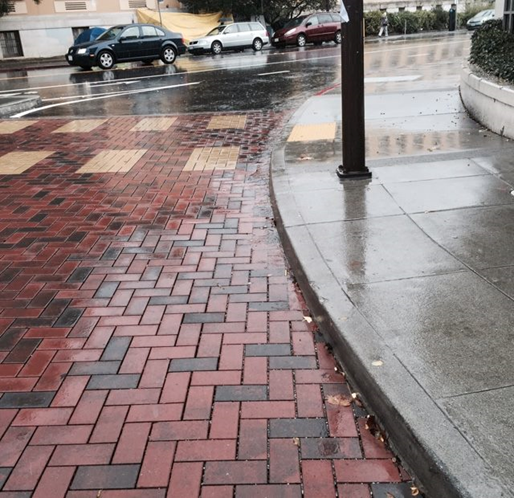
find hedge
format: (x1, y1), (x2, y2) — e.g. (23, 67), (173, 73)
(469, 19), (514, 83)
(364, 4), (492, 36)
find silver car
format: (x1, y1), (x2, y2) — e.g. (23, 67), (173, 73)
(188, 22), (269, 55)
(466, 9), (495, 30)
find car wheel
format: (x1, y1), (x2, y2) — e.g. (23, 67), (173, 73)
(297, 34), (307, 47)
(161, 46), (177, 64)
(211, 41), (222, 55)
(98, 50), (115, 70)
(335, 30), (342, 44)
(252, 38), (263, 51)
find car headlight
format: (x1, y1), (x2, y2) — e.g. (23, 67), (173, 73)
(285, 29), (296, 36)
(77, 48), (88, 55)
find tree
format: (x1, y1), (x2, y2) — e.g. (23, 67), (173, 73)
(181, 0), (337, 28)
(0, 0), (40, 17)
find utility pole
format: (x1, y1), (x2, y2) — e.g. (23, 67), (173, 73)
(336, 0), (371, 180)
(157, 0), (163, 27)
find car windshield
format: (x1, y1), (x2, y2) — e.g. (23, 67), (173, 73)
(206, 26), (226, 36)
(283, 16), (307, 30)
(474, 10), (492, 19)
(96, 26), (124, 41)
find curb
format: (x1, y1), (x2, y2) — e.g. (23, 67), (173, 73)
(269, 139), (513, 498)
(0, 95), (41, 117)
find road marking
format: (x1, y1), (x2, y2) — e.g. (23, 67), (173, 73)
(88, 80), (140, 87)
(258, 70), (290, 76)
(41, 81), (142, 102)
(11, 81), (201, 118)
(365, 75), (421, 83)
(0, 39), (467, 97)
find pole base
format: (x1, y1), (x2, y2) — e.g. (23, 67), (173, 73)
(336, 165), (372, 180)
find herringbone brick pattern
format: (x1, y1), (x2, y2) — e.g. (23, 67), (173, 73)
(0, 114), (414, 497)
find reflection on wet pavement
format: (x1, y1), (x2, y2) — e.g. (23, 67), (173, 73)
(0, 33), (471, 120)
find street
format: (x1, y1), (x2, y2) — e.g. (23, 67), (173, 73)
(0, 34), (468, 120)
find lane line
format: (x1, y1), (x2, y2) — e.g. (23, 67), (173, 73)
(11, 81), (201, 118)
(42, 80), (142, 102)
(258, 70), (290, 76)
(0, 39), (467, 97)
(365, 75), (421, 83)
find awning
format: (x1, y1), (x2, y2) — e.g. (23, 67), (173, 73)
(136, 9), (227, 43)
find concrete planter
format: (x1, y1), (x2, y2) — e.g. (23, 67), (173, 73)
(460, 65), (514, 139)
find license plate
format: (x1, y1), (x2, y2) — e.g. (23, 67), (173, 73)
(67, 55), (73, 61)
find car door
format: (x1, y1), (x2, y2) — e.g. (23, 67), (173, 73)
(237, 23), (253, 47)
(317, 13), (333, 41)
(222, 24), (240, 49)
(304, 15), (321, 42)
(140, 25), (161, 58)
(116, 25), (142, 61)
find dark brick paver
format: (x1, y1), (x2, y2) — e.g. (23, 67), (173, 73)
(0, 115), (415, 496)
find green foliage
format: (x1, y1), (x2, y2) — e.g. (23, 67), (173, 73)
(458, 3), (493, 27)
(181, 0), (337, 26)
(432, 6), (448, 30)
(365, 8), (449, 36)
(364, 11), (382, 36)
(469, 19), (514, 83)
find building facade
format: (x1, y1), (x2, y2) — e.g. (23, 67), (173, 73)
(0, 0), (182, 58)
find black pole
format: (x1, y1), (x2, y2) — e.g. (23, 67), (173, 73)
(336, 0), (371, 180)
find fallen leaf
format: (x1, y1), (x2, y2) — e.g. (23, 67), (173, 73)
(298, 155), (313, 161)
(386, 493), (396, 498)
(326, 394), (352, 406)
(372, 360), (384, 367)
(293, 437), (300, 446)
(97, 492), (102, 498)
(303, 316), (313, 323)
(411, 486), (420, 496)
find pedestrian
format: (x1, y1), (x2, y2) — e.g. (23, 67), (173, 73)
(378, 12), (388, 37)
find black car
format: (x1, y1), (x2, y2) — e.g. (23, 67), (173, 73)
(66, 23), (186, 70)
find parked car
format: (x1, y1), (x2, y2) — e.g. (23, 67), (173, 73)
(73, 27), (106, 45)
(66, 23), (186, 70)
(272, 13), (342, 47)
(188, 22), (269, 55)
(466, 9), (495, 30)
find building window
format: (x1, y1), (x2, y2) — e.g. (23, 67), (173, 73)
(416, 5), (423, 10)
(505, 0), (514, 33)
(0, 31), (23, 57)
(399, 7), (406, 11)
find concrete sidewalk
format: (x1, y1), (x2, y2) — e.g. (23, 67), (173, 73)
(271, 89), (514, 497)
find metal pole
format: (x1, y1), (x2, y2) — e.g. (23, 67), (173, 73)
(157, 0), (163, 27)
(336, 0), (371, 180)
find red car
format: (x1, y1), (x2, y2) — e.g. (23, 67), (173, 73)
(272, 13), (342, 48)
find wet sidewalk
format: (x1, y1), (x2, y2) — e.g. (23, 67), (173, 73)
(271, 90), (514, 497)
(0, 116), (416, 497)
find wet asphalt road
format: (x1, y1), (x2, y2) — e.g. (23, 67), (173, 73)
(0, 33), (470, 119)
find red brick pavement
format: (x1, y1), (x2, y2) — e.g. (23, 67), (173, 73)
(0, 115), (415, 497)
